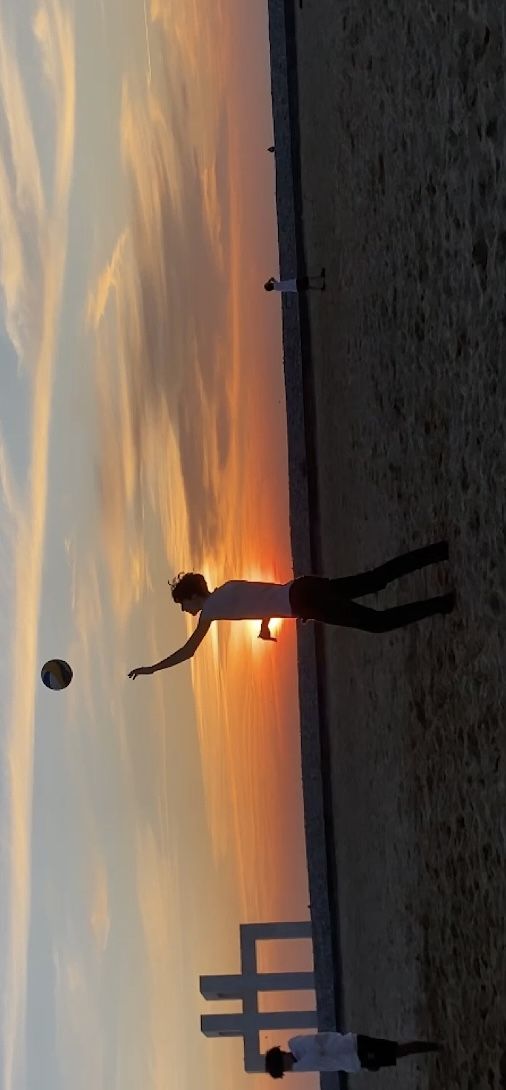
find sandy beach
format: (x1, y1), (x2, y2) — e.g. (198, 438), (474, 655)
(276, 1), (506, 1088)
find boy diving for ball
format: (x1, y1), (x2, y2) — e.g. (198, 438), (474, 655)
(128, 541), (453, 679)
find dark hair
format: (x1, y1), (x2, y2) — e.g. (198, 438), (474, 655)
(170, 572), (210, 603)
(264, 280), (274, 291)
(265, 1047), (285, 1079)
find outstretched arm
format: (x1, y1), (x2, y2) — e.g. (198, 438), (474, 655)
(128, 617), (212, 679)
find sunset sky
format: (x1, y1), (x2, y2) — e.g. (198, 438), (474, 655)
(0, 2), (315, 1090)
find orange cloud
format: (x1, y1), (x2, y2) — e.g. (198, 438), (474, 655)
(85, 26), (234, 615)
(33, 0), (76, 210)
(86, 231), (129, 331)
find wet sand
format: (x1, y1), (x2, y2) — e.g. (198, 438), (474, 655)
(283, 1), (506, 1087)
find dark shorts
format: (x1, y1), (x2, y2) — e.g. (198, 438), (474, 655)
(289, 576), (331, 620)
(356, 1036), (398, 1070)
(289, 576), (351, 623)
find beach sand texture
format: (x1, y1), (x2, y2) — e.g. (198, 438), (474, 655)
(291, 2), (506, 1088)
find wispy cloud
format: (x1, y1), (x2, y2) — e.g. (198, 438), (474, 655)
(0, 2), (76, 1088)
(0, 23), (44, 359)
(133, 822), (206, 1090)
(52, 937), (105, 1090)
(0, 434), (19, 523)
(85, 54), (233, 613)
(89, 858), (111, 952)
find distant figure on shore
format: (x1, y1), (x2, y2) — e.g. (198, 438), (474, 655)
(264, 1032), (441, 1076)
(264, 269), (325, 293)
(127, 542), (454, 679)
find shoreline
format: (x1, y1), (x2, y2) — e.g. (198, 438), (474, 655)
(267, 0), (344, 1049)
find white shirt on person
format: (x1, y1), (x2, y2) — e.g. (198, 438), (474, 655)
(200, 580), (293, 621)
(270, 277), (299, 292)
(288, 1033), (361, 1073)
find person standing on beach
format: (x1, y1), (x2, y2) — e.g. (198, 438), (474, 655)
(264, 269), (325, 293)
(264, 1032), (441, 1077)
(127, 541), (454, 679)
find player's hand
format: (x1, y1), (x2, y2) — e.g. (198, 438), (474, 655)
(128, 666), (152, 679)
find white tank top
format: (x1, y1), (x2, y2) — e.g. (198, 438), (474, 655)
(200, 580), (294, 620)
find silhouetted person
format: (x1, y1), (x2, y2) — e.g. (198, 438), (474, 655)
(264, 268), (325, 293)
(128, 542), (454, 679)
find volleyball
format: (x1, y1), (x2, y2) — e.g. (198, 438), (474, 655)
(41, 659), (73, 691)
